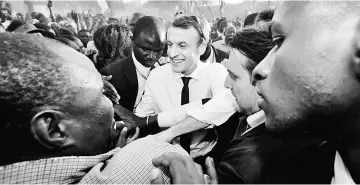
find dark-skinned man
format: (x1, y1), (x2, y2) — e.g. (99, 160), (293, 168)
(0, 33), (187, 184)
(151, 1), (360, 183)
(100, 16), (166, 112)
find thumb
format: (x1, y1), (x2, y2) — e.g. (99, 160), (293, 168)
(150, 168), (165, 184)
(205, 157), (218, 184)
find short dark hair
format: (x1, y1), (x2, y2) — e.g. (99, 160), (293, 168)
(243, 13), (259, 27)
(34, 23), (51, 31)
(0, 33), (76, 164)
(170, 15), (206, 45)
(133, 16), (165, 40)
(34, 23), (56, 39)
(229, 27), (274, 74)
(216, 17), (227, 32)
(255, 8), (274, 23)
(5, 19), (25, 32)
(35, 13), (45, 21)
(56, 28), (75, 37)
(78, 29), (91, 35)
(218, 21), (228, 33)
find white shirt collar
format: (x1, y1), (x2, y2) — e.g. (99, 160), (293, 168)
(172, 60), (205, 81)
(247, 110), (266, 128)
(332, 151), (355, 184)
(132, 52), (151, 78)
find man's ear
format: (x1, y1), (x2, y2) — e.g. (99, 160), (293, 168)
(198, 41), (207, 56)
(352, 19), (360, 80)
(30, 110), (73, 149)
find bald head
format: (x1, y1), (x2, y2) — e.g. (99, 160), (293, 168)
(0, 32), (100, 123)
(0, 33), (107, 164)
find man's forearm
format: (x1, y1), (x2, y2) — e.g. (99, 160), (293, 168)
(49, 8), (55, 22)
(167, 116), (210, 139)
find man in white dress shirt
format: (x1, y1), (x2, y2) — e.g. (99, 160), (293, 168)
(135, 16), (237, 158)
(152, 1), (360, 184)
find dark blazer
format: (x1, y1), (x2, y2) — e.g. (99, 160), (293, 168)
(216, 122), (336, 184)
(212, 45), (229, 63)
(100, 55), (138, 111)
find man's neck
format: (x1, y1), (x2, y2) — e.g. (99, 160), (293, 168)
(182, 60), (199, 76)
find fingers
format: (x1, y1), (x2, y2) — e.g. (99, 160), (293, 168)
(152, 152), (185, 167)
(152, 153), (206, 184)
(168, 158), (189, 183)
(205, 157), (218, 184)
(115, 127), (128, 148)
(152, 153), (195, 173)
(150, 168), (165, 184)
(102, 75), (112, 81)
(114, 121), (125, 131)
(195, 163), (204, 177)
(127, 127), (140, 144)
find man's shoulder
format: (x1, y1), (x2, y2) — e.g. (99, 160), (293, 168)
(202, 62), (227, 75)
(148, 63), (172, 80)
(81, 136), (188, 184)
(100, 56), (133, 75)
(213, 39), (225, 46)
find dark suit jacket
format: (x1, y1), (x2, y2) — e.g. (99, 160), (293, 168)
(216, 122), (336, 184)
(212, 45), (229, 63)
(100, 55), (138, 111)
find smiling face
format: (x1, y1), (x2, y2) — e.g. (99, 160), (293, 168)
(167, 26), (205, 76)
(253, 2), (360, 132)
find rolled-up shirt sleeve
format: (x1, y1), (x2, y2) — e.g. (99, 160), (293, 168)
(157, 100), (202, 128)
(187, 63), (237, 126)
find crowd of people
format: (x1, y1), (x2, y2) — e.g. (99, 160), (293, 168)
(0, 1), (359, 184)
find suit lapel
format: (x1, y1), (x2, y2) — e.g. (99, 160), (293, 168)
(123, 55), (138, 89)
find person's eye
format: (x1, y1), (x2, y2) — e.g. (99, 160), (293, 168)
(273, 36), (285, 48)
(179, 44), (187, 48)
(229, 72), (237, 80)
(142, 47), (150, 52)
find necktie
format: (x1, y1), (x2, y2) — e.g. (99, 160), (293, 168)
(180, 77), (191, 153)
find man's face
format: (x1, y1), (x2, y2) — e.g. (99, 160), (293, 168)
(253, 2), (360, 132)
(225, 49), (259, 115)
(108, 19), (119, 25)
(57, 46), (119, 155)
(167, 26), (204, 75)
(133, 31), (166, 68)
(1, 9), (8, 17)
(224, 26), (236, 45)
(78, 31), (91, 46)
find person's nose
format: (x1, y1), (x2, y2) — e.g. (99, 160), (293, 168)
(148, 50), (156, 60)
(252, 49), (274, 85)
(224, 75), (232, 89)
(168, 45), (179, 58)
